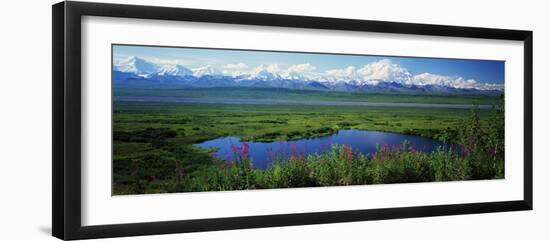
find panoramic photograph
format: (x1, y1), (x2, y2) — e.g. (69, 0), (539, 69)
(111, 44), (505, 195)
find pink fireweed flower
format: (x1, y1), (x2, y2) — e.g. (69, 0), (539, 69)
(234, 146), (243, 160)
(291, 143), (297, 159)
(342, 145), (353, 165)
(378, 144), (389, 161)
(242, 143), (250, 159)
(225, 153), (231, 161)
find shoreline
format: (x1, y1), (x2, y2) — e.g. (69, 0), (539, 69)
(113, 96), (494, 109)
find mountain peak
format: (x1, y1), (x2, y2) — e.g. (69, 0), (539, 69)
(248, 64), (281, 80)
(158, 64), (193, 77)
(116, 56), (158, 76)
(192, 65), (222, 77)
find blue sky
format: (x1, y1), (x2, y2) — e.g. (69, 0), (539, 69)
(113, 44), (504, 85)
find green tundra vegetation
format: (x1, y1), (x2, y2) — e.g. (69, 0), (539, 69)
(112, 91), (504, 195)
(114, 87), (502, 105)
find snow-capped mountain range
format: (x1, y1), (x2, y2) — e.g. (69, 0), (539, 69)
(113, 56), (504, 94)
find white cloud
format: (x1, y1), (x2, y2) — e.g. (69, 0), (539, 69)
(222, 63), (249, 77)
(266, 64), (282, 73)
(325, 66), (357, 78)
(287, 63), (317, 73)
(356, 59), (412, 83)
(222, 70), (248, 77)
(254, 64), (281, 73)
(145, 57), (196, 67)
(223, 62), (248, 69)
(282, 63), (319, 80)
(247, 63), (321, 80)
(323, 59), (411, 84)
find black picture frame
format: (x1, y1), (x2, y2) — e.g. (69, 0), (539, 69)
(52, 1), (533, 240)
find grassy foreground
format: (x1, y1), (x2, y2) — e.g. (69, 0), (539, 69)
(112, 97), (504, 195)
(176, 141), (503, 193)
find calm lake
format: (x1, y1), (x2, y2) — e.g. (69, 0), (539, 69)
(193, 129), (448, 169)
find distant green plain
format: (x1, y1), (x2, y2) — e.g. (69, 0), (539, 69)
(114, 87), (501, 105)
